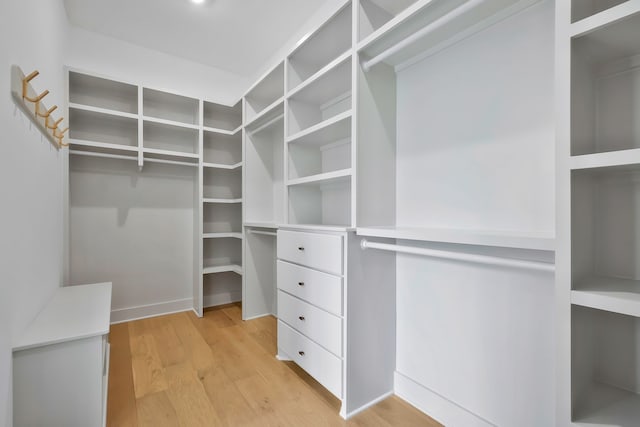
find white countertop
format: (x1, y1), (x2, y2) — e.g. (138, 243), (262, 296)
(13, 282), (112, 352)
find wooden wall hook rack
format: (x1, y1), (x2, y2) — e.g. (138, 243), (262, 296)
(11, 65), (67, 149)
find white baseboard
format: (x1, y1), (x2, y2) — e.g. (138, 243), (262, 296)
(203, 290), (242, 308)
(110, 298), (193, 324)
(394, 371), (496, 427)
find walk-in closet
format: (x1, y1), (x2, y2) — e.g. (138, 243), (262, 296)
(3, 0), (640, 426)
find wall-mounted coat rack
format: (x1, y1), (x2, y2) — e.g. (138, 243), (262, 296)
(11, 65), (68, 149)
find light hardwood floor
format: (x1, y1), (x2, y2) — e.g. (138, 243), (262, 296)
(107, 303), (442, 426)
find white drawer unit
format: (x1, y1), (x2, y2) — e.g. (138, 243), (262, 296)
(13, 283), (112, 427)
(278, 320), (342, 398)
(277, 290), (343, 356)
(277, 229), (343, 275)
(276, 228), (395, 419)
(277, 260), (343, 316)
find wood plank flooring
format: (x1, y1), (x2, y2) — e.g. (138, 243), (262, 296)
(107, 303), (442, 427)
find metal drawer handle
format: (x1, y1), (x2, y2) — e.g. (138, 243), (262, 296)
(298, 351), (305, 356)
(298, 281), (305, 287)
(299, 316), (305, 321)
(298, 246), (305, 251)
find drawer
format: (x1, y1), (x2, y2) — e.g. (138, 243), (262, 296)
(278, 320), (342, 398)
(277, 230), (343, 275)
(277, 260), (343, 316)
(278, 290), (342, 357)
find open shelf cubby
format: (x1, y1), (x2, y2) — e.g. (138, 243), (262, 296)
(203, 100), (242, 132)
(571, 166), (640, 316)
(288, 176), (351, 227)
(287, 2), (352, 92)
(69, 108), (138, 148)
(287, 56), (352, 137)
(203, 237), (242, 272)
(203, 203), (242, 234)
(571, 305), (640, 426)
(571, 9), (640, 156)
(69, 71), (138, 114)
(245, 62), (284, 124)
(243, 227), (277, 319)
(245, 111), (285, 225)
(572, 0), (630, 23)
(143, 88), (199, 126)
(143, 120), (199, 155)
(203, 168), (242, 200)
(358, 0), (418, 42)
(288, 114), (351, 181)
(203, 130), (242, 166)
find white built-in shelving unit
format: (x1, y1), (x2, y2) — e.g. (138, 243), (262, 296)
(67, 68), (244, 318)
(557, 1), (640, 425)
(242, 61), (286, 320)
(285, 2), (354, 228)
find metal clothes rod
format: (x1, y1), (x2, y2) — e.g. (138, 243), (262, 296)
(249, 113), (284, 135)
(362, 0), (486, 72)
(249, 229), (277, 237)
(70, 150), (137, 162)
(145, 158), (198, 168)
(360, 238), (555, 272)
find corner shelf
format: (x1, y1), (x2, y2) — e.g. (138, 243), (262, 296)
(571, 149), (640, 171)
(203, 162), (242, 170)
(203, 264), (243, 275)
(203, 198), (243, 204)
(286, 110), (352, 145)
(203, 232), (243, 240)
(356, 226), (556, 251)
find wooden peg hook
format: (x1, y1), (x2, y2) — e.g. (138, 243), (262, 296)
(37, 104), (57, 118)
(47, 117), (63, 130)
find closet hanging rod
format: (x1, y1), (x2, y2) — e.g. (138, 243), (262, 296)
(145, 158), (198, 168)
(362, 0), (485, 72)
(249, 229), (277, 237)
(70, 150), (137, 162)
(360, 238), (554, 272)
(249, 113), (284, 135)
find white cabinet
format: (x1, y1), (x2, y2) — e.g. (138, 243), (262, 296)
(13, 283), (112, 427)
(276, 227), (395, 418)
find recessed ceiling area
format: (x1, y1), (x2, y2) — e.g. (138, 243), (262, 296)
(63, 0), (330, 78)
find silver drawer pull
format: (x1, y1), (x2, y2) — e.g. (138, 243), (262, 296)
(299, 316), (305, 321)
(298, 246), (305, 251)
(298, 351), (305, 356)
(298, 281), (305, 286)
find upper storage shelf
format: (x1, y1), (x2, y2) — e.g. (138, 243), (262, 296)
(358, 0), (542, 70)
(204, 100), (242, 133)
(245, 62), (284, 125)
(287, 2), (352, 92)
(143, 88), (199, 126)
(570, 7), (640, 156)
(69, 71), (138, 115)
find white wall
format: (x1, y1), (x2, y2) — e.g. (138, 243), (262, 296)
(394, 1), (556, 425)
(0, 0), (69, 425)
(66, 26), (250, 105)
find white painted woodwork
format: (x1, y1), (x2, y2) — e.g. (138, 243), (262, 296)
(13, 283), (112, 427)
(69, 71), (138, 114)
(278, 290), (343, 356)
(278, 320), (343, 398)
(287, 3), (353, 91)
(277, 229), (343, 275)
(277, 260), (343, 316)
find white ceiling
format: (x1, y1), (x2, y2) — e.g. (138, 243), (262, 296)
(63, 0), (329, 78)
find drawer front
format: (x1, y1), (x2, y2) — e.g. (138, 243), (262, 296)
(277, 260), (343, 316)
(278, 290), (342, 357)
(277, 230), (343, 275)
(278, 320), (342, 398)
